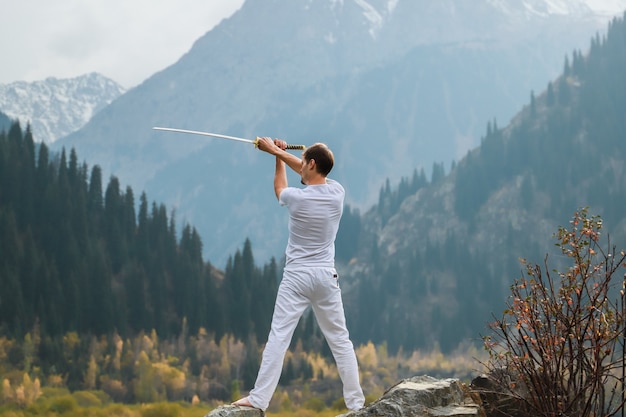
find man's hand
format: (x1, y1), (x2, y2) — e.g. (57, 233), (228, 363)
(274, 138), (287, 150)
(257, 136), (302, 176)
(256, 137), (287, 153)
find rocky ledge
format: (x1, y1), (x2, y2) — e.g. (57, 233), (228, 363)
(205, 375), (482, 417)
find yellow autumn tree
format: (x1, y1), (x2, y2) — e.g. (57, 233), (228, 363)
(112, 332), (123, 374)
(1, 378), (12, 404)
(134, 351), (158, 403)
(12, 373), (40, 408)
(153, 361), (186, 400)
(84, 355), (98, 390)
(356, 341), (378, 371)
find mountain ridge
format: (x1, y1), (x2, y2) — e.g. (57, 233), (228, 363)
(52, 0), (626, 265)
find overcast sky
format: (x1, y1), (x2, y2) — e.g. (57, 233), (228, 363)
(0, 0), (245, 88)
(2, 0), (625, 89)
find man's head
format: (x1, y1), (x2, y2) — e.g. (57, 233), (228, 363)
(302, 143), (334, 177)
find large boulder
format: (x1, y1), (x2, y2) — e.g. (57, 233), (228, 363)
(342, 375), (482, 417)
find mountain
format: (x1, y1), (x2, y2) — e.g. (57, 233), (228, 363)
(52, 0), (626, 266)
(0, 73), (125, 144)
(342, 12), (626, 352)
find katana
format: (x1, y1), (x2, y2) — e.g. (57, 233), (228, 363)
(152, 127), (306, 150)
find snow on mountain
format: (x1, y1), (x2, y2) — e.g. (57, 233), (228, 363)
(487, 0), (625, 18)
(586, 0), (626, 15)
(524, 0), (589, 16)
(331, 0), (625, 44)
(0, 73), (125, 143)
(353, 0), (383, 37)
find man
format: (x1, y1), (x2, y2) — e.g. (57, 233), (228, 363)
(232, 137), (365, 412)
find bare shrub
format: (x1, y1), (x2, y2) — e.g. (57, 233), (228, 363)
(481, 208), (626, 417)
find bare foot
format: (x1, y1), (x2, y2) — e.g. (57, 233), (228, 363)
(232, 397), (254, 408)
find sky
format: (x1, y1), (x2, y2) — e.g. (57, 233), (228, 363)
(0, 0), (246, 89)
(2, 0), (625, 89)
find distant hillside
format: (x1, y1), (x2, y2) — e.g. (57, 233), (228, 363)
(342, 12), (626, 353)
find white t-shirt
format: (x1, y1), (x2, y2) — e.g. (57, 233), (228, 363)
(279, 178), (344, 268)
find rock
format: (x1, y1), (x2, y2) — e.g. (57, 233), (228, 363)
(204, 405), (264, 417)
(342, 375), (482, 417)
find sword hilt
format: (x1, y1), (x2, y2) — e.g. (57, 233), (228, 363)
(254, 138), (306, 151)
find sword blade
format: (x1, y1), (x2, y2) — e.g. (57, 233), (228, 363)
(153, 126), (307, 150)
(153, 127), (254, 144)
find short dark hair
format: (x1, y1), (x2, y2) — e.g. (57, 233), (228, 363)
(303, 143), (334, 176)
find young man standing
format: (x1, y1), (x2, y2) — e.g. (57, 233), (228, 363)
(233, 137), (365, 412)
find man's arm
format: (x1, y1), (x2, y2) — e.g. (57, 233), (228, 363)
(276, 148), (302, 175)
(274, 157), (287, 200)
(256, 137), (304, 200)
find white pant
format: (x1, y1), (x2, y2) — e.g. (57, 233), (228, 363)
(247, 267), (365, 411)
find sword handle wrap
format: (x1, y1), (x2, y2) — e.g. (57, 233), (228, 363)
(254, 137), (306, 151)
